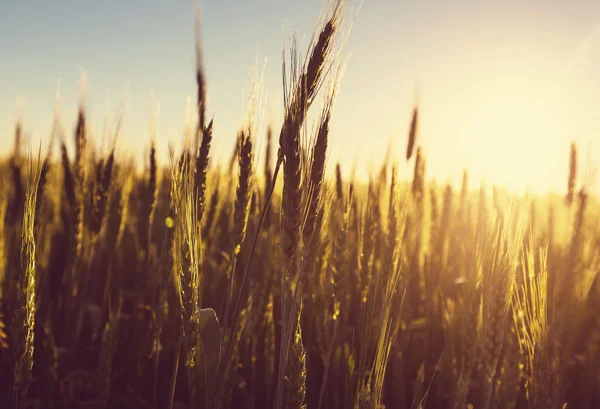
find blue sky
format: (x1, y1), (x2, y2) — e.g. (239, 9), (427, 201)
(1, 0), (599, 193)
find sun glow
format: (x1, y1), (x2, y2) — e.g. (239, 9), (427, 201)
(456, 85), (569, 193)
(397, 38), (594, 196)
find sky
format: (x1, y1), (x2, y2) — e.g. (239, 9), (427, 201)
(1, 0), (599, 195)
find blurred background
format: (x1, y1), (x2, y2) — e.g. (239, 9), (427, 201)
(1, 0), (599, 194)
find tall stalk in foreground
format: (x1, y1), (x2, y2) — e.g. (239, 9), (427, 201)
(169, 148), (202, 409)
(237, 4), (348, 357)
(273, 5), (347, 409)
(12, 158), (41, 409)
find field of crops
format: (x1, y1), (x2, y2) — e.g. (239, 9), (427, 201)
(1, 1), (599, 409)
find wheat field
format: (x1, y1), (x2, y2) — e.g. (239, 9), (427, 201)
(1, 1), (599, 409)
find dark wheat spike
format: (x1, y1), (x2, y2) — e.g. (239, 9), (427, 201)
(9, 158), (24, 219)
(304, 105), (330, 245)
(406, 105), (418, 160)
(194, 119), (214, 220)
(60, 142), (75, 208)
(103, 149), (115, 189)
(91, 149), (114, 235)
(74, 108), (86, 167)
(304, 20), (335, 106)
(278, 17), (336, 152)
(281, 33), (311, 264)
(34, 156), (50, 225)
(335, 163), (343, 202)
(233, 130), (254, 251)
(72, 108), (87, 264)
(90, 160), (104, 234)
(282, 124), (303, 267)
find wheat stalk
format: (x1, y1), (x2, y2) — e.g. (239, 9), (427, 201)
(12, 156), (42, 409)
